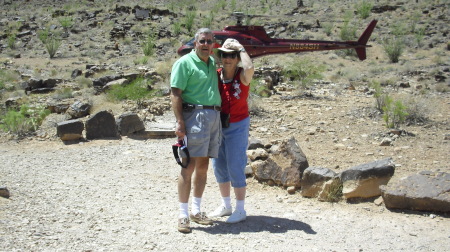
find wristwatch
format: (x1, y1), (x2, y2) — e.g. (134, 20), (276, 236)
(239, 47), (246, 53)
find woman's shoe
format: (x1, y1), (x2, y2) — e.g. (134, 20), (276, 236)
(226, 210), (246, 223)
(209, 205), (232, 217)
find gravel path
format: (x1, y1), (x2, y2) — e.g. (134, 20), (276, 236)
(1, 138), (449, 251)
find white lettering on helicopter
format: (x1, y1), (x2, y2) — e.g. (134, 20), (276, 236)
(289, 44), (320, 50)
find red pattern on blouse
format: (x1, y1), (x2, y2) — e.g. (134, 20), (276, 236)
(218, 68), (250, 123)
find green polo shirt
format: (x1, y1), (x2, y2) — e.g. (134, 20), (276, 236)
(170, 50), (220, 106)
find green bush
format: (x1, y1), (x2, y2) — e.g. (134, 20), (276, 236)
(106, 78), (160, 106)
(250, 77), (271, 97)
(371, 80), (388, 112)
(141, 34), (156, 57)
(382, 97), (409, 128)
(282, 58), (325, 93)
(58, 16), (73, 31)
(37, 28), (50, 43)
(323, 178), (343, 202)
(7, 33), (17, 49)
(185, 11), (196, 34)
(414, 27), (426, 47)
(0, 104), (51, 136)
(172, 22), (182, 36)
(383, 36), (405, 63)
(45, 35), (62, 58)
(356, 1), (373, 19)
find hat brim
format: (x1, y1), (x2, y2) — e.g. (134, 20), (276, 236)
(217, 47), (236, 52)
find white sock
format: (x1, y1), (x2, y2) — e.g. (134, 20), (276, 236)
(235, 199), (245, 212)
(179, 203), (189, 218)
(191, 197), (201, 215)
(222, 196), (232, 209)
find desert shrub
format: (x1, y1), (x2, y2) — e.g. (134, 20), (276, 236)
(202, 11), (213, 28)
(250, 77), (271, 97)
(75, 76), (93, 88)
(371, 80), (388, 112)
(37, 27), (51, 43)
(356, 1), (373, 19)
(323, 22), (333, 36)
(134, 56), (149, 65)
(435, 83), (449, 93)
(106, 77), (161, 107)
(282, 58), (325, 93)
(53, 88), (74, 100)
(382, 36), (405, 63)
(141, 34), (156, 56)
(403, 96), (430, 125)
(414, 27), (426, 47)
(185, 11), (196, 34)
(172, 22), (182, 36)
(7, 33), (17, 49)
(0, 104), (51, 136)
(323, 178), (343, 202)
(382, 96), (409, 128)
(58, 16), (73, 31)
(44, 35), (62, 58)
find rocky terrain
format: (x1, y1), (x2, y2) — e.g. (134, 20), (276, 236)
(0, 0), (449, 251)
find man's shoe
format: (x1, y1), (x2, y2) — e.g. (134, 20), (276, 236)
(209, 205), (232, 218)
(178, 217), (191, 233)
(190, 212), (213, 225)
(226, 210), (246, 224)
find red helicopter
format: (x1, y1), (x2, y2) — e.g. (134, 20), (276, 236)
(177, 12), (378, 61)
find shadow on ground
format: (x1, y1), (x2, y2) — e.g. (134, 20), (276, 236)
(194, 215), (316, 234)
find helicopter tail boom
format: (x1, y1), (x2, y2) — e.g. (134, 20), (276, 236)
(355, 19), (378, 60)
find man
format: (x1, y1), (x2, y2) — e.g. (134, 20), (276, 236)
(170, 28), (221, 233)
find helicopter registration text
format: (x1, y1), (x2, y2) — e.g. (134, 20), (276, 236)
(290, 43), (320, 50)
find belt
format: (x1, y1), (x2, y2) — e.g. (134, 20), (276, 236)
(183, 103), (221, 112)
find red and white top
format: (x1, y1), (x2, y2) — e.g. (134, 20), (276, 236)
(218, 67), (250, 123)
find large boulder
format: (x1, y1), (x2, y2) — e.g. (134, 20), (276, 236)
(57, 119), (84, 141)
(251, 137), (308, 187)
(66, 101), (91, 119)
(116, 112), (145, 136)
(339, 158), (395, 199)
(85, 110), (119, 140)
(301, 167), (337, 198)
(381, 171), (450, 212)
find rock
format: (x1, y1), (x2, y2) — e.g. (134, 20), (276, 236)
(71, 69), (82, 78)
(250, 137), (308, 187)
(381, 171), (450, 212)
(57, 119), (84, 141)
(287, 186), (296, 194)
(317, 178), (343, 202)
(66, 101), (91, 119)
(374, 196), (384, 206)
(301, 167), (337, 198)
(380, 137), (393, 146)
(85, 110), (119, 140)
(0, 187), (10, 198)
(339, 158), (395, 199)
(248, 138), (265, 150)
(246, 148), (269, 161)
(116, 112), (145, 136)
(103, 78), (129, 91)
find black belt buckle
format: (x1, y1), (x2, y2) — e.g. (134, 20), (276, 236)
(182, 103), (195, 112)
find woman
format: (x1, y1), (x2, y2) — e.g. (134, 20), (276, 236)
(210, 38), (254, 223)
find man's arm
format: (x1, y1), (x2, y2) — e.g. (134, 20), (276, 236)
(170, 87), (185, 139)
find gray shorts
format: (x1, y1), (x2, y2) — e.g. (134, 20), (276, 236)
(181, 109), (221, 158)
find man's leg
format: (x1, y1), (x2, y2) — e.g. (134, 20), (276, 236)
(189, 157), (213, 225)
(178, 158), (196, 209)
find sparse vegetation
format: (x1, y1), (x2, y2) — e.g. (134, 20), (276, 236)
(44, 35), (62, 58)
(7, 33), (17, 49)
(323, 178), (343, 202)
(356, 1), (373, 19)
(106, 77), (162, 107)
(0, 104), (50, 136)
(383, 35), (405, 63)
(140, 33), (156, 57)
(282, 58), (326, 94)
(382, 96), (409, 128)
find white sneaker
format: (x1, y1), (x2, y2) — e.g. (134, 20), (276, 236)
(209, 205), (232, 217)
(226, 210), (246, 223)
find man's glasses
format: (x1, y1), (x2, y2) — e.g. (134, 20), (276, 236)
(221, 53), (238, 59)
(198, 39), (213, 45)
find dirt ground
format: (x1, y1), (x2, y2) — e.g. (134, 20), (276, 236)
(1, 86), (449, 251)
